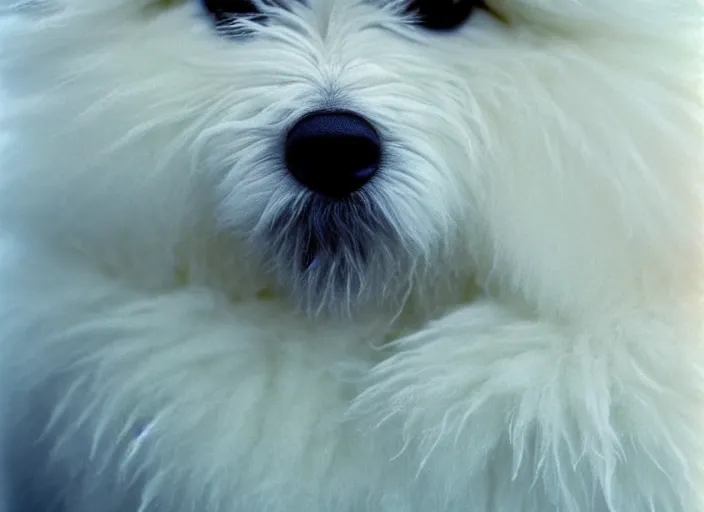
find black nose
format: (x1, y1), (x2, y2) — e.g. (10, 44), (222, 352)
(284, 110), (382, 198)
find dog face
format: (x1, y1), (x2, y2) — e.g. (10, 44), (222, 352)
(0, 0), (700, 315)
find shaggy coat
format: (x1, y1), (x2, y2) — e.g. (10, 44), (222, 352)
(0, 1), (702, 511)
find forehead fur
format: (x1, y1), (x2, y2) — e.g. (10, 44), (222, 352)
(6, 0), (701, 28)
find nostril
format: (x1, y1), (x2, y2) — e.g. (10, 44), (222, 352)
(284, 111), (382, 199)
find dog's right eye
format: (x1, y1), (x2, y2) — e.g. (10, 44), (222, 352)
(201, 0), (259, 23)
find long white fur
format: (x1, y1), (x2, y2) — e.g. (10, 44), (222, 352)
(0, 0), (702, 511)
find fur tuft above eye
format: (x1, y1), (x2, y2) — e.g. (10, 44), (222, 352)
(406, 0), (484, 31)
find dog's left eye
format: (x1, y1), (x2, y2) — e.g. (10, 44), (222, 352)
(202, 0), (259, 23)
(406, 0), (483, 31)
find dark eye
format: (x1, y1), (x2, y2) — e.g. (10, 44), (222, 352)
(202, 0), (259, 24)
(407, 0), (482, 31)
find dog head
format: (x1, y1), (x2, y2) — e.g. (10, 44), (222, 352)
(0, 0), (700, 316)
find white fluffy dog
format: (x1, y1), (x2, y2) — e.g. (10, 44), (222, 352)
(0, 0), (702, 511)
